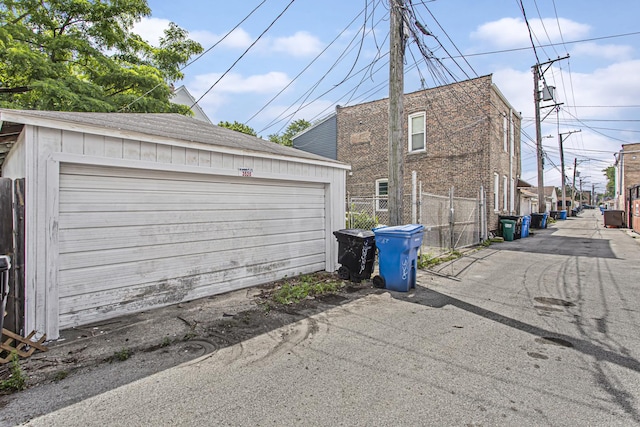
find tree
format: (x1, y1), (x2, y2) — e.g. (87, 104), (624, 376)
(603, 166), (615, 197)
(268, 119), (312, 147)
(0, 0), (202, 113)
(218, 121), (257, 136)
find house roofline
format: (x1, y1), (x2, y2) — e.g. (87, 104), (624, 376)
(292, 112), (336, 140)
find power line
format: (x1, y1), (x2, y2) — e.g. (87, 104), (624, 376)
(440, 31), (640, 59)
(119, 0), (267, 112)
(191, 0), (297, 109)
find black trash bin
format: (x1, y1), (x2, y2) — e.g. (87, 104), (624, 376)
(333, 229), (376, 283)
(499, 215), (522, 239)
(530, 213), (547, 229)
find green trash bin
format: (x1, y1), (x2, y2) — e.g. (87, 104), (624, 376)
(500, 219), (516, 241)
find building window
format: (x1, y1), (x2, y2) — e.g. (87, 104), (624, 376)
(376, 179), (388, 211)
(494, 173), (499, 212)
(509, 114), (514, 158)
(510, 178), (515, 213)
(408, 112), (426, 152)
(503, 114), (508, 153)
(503, 175), (508, 211)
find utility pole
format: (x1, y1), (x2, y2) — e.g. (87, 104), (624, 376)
(558, 129), (581, 211)
(388, 0), (406, 226)
(532, 55), (569, 213)
(572, 158), (578, 213)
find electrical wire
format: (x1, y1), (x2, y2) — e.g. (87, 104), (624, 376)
(119, 0), (267, 112)
(191, 0), (297, 108)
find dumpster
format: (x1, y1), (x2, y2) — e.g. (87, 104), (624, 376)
(333, 229), (376, 283)
(603, 210), (625, 228)
(372, 224), (424, 292)
(559, 210), (567, 220)
(530, 212), (548, 229)
(500, 219), (516, 241)
(499, 215), (522, 239)
(521, 215), (530, 238)
(0, 256), (10, 336)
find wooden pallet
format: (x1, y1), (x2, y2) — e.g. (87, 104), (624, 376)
(1, 329), (48, 363)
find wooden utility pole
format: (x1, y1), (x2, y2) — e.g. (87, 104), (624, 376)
(388, 0), (405, 226)
(572, 157), (578, 213)
(558, 129), (580, 211)
(533, 64), (545, 213)
(532, 55), (569, 214)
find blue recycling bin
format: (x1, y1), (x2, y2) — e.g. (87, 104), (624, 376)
(372, 224), (424, 292)
(521, 215), (530, 238)
(559, 210), (567, 220)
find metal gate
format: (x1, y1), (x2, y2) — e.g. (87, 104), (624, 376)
(420, 188), (480, 254)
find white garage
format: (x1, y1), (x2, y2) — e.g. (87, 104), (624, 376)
(0, 110), (348, 339)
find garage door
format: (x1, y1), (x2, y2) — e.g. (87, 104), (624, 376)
(57, 164), (326, 328)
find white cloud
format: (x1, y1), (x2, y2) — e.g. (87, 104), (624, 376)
(133, 18), (252, 49)
(190, 28), (253, 49)
(471, 17), (590, 49)
(133, 17), (171, 46)
(571, 42), (634, 61)
(270, 31), (324, 57)
(492, 60), (640, 187)
(190, 72), (291, 96)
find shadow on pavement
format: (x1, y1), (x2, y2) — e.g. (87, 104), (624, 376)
(492, 234), (617, 259)
(394, 286), (640, 376)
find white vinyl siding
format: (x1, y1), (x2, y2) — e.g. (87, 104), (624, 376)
(56, 164), (326, 328)
(408, 112), (426, 152)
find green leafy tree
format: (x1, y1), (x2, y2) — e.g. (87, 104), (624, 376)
(218, 121), (257, 136)
(0, 0), (202, 113)
(603, 166), (615, 197)
(268, 119), (312, 147)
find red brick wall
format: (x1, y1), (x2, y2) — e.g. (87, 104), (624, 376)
(337, 75), (521, 231)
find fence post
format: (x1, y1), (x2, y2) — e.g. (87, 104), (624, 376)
(411, 171), (417, 223)
(479, 185), (485, 241)
(449, 187), (455, 250)
(418, 181), (422, 224)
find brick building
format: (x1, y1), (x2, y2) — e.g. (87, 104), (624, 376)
(294, 75), (522, 232)
(615, 142), (640, 225)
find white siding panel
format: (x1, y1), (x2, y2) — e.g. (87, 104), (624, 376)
(57, 164), (326, 328)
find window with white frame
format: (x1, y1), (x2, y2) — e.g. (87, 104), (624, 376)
(509, 114), (514, 158)
(503, 114), (508, 152)
(503, 175), (508, 211)
(494, 173), (499, 212)
(376, 179), (388, 211)
(408, 112), (426, 152)
(510, 178), (515, 213)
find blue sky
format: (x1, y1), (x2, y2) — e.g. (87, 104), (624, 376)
(137, 0), (640, 191)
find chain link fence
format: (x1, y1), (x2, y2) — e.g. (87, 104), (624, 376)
(345, 189), (482, 254)
(345, 196), (389, 229)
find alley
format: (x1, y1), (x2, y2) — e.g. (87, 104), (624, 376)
(18, 210), (640, 426)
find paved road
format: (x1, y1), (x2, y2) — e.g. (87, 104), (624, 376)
(25, 209), (640, 426)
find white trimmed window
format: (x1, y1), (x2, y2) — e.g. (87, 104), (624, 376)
(503, 175), (508, 211)
(408, 112), (426, 152)
(494, 173), (499, 212)
(376, 179), (388, 211)
(509, 114), (514, 158)
(503, 114), (508, 152)
(510, 178), (515, 213)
